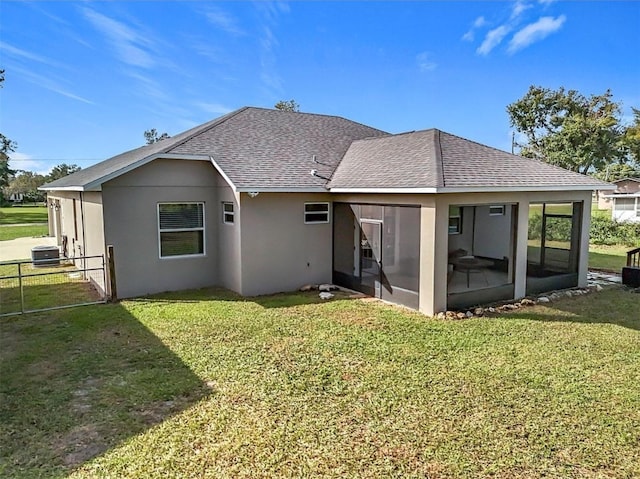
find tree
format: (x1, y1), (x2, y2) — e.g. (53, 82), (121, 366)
(144, 128), (170, 144)
(6, 171), (46, 202)
(507, 86), (626, 175)
(593, 163), (640, 182)
(47, 163), (81, 182)
(274, 100), (300, 112)
(622, 107), (640, 167)
(0, 69), (17, 204)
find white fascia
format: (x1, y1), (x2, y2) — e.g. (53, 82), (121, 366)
(38, 185), (85, 192)
(329, 185), (613, 194)
(235, 187), (329, 193)
(209, 156), (238, 192)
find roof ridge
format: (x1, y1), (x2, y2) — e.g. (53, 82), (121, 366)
(433, 129), (445, 187)
(245, 106), (388, 133)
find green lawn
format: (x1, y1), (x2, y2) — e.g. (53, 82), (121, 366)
(1, 288), (638, 478)
(589, 244), (630, 271)
(0, 260), (104, 315)
(0, 206), (48, 225)
(0, 224), (49, 241)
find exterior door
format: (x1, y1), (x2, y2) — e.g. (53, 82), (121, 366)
(360, 221), (382, 297)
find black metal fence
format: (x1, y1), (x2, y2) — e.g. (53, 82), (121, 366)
(0, 255), (107, 317)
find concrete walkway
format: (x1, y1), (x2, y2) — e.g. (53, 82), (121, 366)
(0, 236), (58, 262)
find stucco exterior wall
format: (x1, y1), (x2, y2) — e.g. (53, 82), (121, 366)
(238, 192), (333, 296)
(45, 191), (106, 294)
(216, 177), (242, 293)
(102, 159), (220, 298)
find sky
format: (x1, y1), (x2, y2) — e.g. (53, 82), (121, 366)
(1, 0), (639, 175)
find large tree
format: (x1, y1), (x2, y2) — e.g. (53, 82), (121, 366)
(507, 86), (626, 175)
(6, 171), (46, 202)
(274, 99), (300, 112)
(144, 128), (170, 144)
(0, 69), (16, 204)
(622, 107), (640, 167)
(47, 163), (81, 182)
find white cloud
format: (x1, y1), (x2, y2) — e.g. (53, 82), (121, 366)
(12, 66), (94, 104)
(202, 6), (245, 36)
(477, 25), (511, 55)
(195, 102), (233, 116)
(508, 15), (566, 53)
(416, 52), (437, 72)
(462, 16), (487, 42)
(82, 8), (156, 68)
(0, 41), (61, 67)
(253, 3), (291, 98)
(9, 152), (51, 176)
(511, 1), (532, 20)
(125, 71), (167, 100)
(474, 16), (488, 28)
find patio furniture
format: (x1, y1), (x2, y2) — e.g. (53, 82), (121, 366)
(451, 256), (494, 288)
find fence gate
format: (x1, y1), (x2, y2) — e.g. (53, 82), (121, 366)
(0, 255), (108, 317)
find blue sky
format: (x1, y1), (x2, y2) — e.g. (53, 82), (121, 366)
(1, 1), (639, 175)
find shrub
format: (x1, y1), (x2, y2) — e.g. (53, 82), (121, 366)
(590, 216), (640, 246)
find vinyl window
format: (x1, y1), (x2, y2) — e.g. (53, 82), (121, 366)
(489, 205), (505, 216)
(614, 198), (636, 211)
(304, 202), (330, 224)
(158, 202), (205, 258)
(222, 202), (235, 224)
(448, 206), (462, 234)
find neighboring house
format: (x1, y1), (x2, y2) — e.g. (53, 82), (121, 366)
(40, 107), (614, 315)
(8, 192), (24, 203)
(596, 178), (640, 223)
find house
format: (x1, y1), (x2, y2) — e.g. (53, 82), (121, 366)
(596, 178), (640, 223)
(40, 107), (614, 315)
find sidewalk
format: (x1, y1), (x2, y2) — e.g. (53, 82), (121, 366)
(0, 236), (58, 262)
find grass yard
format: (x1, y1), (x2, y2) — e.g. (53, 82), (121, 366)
(0, 206), (49, 240)
(589, 244), (631, 271)
(1, 287), (639, 478)
(0, 224), (49, 241)
(0, 260), (104, 316)
(0, 205), (48, 225)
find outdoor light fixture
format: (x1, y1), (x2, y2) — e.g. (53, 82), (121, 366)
(247, 191), (259, 198)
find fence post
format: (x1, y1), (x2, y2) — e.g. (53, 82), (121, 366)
(18, 262), (24, 315)
(107, 245), (117, 301)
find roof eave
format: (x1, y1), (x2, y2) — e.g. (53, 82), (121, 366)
(39, 185), (87, 192)
(329, 185), (612, 194)
(235, 187), (329, 193)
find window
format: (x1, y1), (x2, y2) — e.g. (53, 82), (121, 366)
(615, 198), (636, 211)
(304, 202), (330, 224)
(489, 205), (505, 216)
(448, 206), (462, 234)
(222, 202), (234, 224)
(158, 203), (204, 258)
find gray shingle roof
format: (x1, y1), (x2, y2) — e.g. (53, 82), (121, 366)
(41, 107), (387, 191)
(41, 108), (612, 193)
(328, 129), (612, 191)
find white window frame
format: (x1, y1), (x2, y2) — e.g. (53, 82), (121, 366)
(489, 205), (505, 216)
(304, 202), (330, 224)
(222, 202), (235, 224)
(157, 202), (205, 259)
